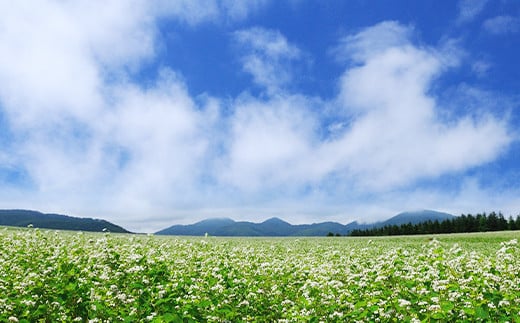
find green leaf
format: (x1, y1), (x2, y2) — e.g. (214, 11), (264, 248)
(440, 301), (454, 312)
(157, 313), (182, 323)
(431, 312), (445, 319)
(463, 307), (475, 316)
(475, 306), (489, 319)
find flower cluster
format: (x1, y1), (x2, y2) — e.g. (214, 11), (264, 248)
(0, 228), (519, 321)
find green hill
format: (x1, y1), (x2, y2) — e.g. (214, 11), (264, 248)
(0, 209), (130, 233)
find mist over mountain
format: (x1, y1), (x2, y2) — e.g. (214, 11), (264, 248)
(156, 210), (456, 236)
(383, 210), (455, 225)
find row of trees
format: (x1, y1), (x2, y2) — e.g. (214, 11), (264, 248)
(349, 212), (520, 236)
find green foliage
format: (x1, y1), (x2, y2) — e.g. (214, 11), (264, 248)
(1, 228), (519, 321)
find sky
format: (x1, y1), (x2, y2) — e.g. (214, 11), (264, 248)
(0, 0), (519, 233)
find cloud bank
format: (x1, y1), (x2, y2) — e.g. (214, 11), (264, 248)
(0, 2), (514, 231)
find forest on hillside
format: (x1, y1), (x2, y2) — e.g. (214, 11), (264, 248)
(349, 212), (520, 236)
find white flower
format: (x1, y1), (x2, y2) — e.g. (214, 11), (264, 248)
(499, 300), (510, 307)
(398, 299), (411, 307)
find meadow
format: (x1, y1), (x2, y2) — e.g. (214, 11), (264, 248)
(1, 227), (519, 322)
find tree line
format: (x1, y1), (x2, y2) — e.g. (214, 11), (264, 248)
(348, 212), (520, 236)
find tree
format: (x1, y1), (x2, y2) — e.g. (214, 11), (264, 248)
(348, 211), (520, 237)
(508, 216), (517, 230)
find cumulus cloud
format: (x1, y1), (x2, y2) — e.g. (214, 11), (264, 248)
(329, 22), (511, 190)
(0, 0), (229, 230)
(0, 2), (100, 128)
(221, 21), (511, 195)
(219, 94), (318, 191)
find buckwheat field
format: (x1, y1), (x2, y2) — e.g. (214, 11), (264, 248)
(1, 228), (519, 322)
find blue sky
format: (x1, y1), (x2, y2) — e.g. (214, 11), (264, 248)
(0, 0), (519, 232)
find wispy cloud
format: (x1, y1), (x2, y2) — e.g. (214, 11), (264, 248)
(483, 15), (520, 34)
(471, 60), (492, 77)
(220, 0), (271, 21)
(233, 27), (302, 94)
(456, 0), (489, 24)
(153, 0), (271, 25)
(333, 21), (413, 64)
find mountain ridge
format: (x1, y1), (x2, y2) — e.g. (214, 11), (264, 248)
(156, 210), (456, 236)
(0, 209), (131, 233)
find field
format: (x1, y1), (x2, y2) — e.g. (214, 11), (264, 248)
(1, 228), (519, 322)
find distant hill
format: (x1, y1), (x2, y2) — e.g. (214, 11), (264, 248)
(156, 210), (456, 236)
(379, 210), (455, 226)
(156, 217), (293, 236)
(156, 217), (363, 236)
(0, 209), (130, 233)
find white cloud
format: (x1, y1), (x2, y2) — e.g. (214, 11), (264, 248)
(104, 71), (209, 201)
(332, 179), (520, 225)
(154, 0), (270, 25)
(0, 1), (228, 231)
(219, 94), (317, 191)
(221, 0), (271, 21)
(472, 60), (492, 76)
(0, 1), (514, 232)
(333, 21), (413, 64)
(483, 15), (520, 34)
(153, 1), (220, 26)
(457, 0), (489, 24)
(234, 27), (302, 94)
(221, 23), (511, 195)
(329, 21), (511, 190)
(0, 1), (101, 128)
(65, 1), (157, 69)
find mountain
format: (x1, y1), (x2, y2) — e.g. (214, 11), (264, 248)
(257, 217), (297, 236)
(380, 210), (455, 226)
(156, 217), (295, 236)
(155, 217), (357, 236)
(156, 217), (235, 236)
(156, 210), (457, 236)
(0, 209), (130, 233)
